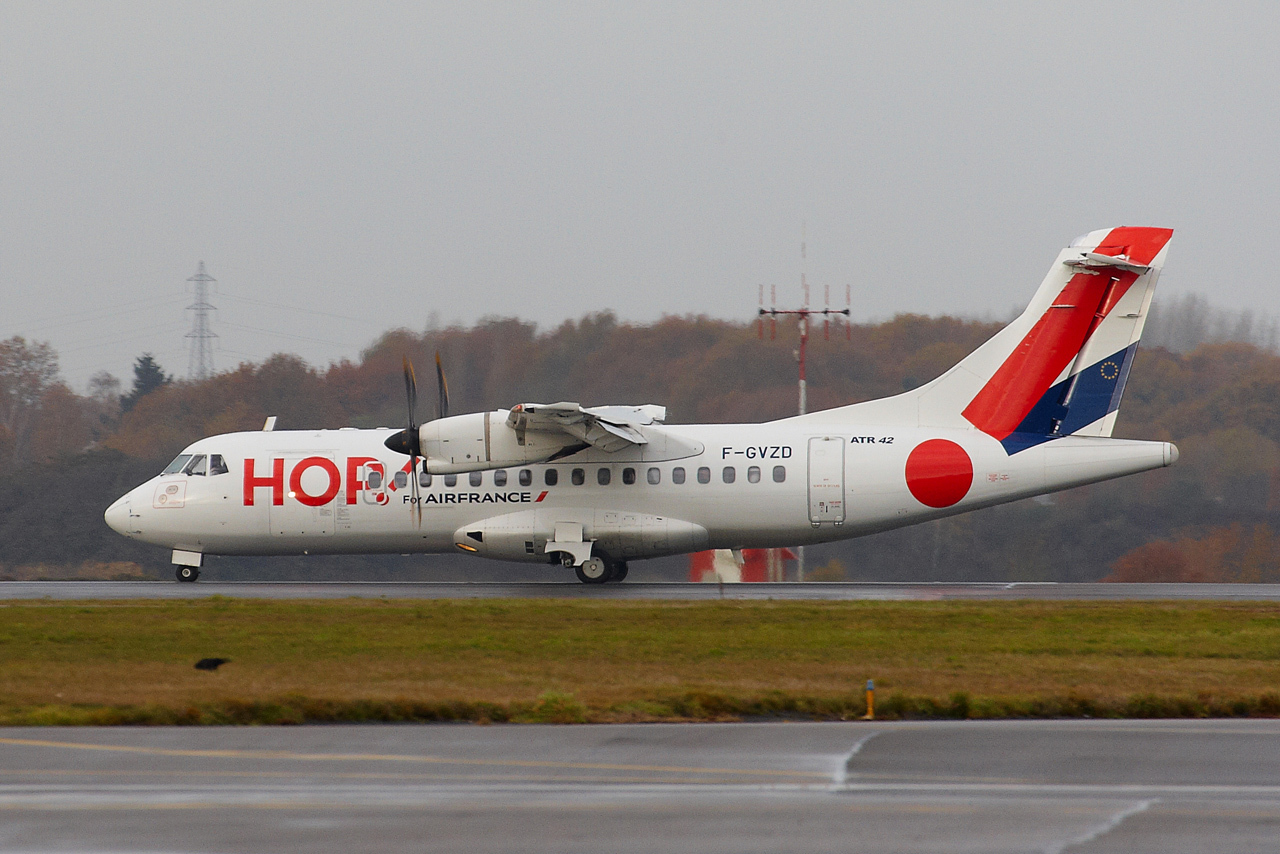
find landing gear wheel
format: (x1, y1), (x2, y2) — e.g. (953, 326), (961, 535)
(609, 563), (629, 582)
(575, 557), (610, 584)
(176, 566), (200, 583)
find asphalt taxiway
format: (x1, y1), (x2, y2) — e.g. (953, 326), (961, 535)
(3, 720), (1280, 853)
(6, 580), (1280, 601)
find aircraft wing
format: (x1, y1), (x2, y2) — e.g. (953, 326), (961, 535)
(506, 402), (667, 453)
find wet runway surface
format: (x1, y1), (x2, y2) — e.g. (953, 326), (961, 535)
(9, 580), (1280, 601)
(3, 720), (1280, 852)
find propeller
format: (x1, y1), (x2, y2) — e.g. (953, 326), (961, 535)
(384, 352), (451, 528)
(435, 351), (449, 420)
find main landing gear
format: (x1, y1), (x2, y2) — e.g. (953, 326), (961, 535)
(176, 565), (200, 583)
(570, 555), (628, 584)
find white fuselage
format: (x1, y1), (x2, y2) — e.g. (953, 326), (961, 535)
(105, 225), (1181, 579)
(105, 420), (1175, 571)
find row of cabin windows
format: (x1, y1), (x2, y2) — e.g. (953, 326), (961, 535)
(162, 454), (787, 489)
(383, 465), (787, 490)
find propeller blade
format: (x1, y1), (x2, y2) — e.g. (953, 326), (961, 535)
(384, 356), (423, 458)
(410, 455), (422, 528)
(402, 357), (423, 527)
(435, 351), (450, 420)
(403, 356), (418, 429)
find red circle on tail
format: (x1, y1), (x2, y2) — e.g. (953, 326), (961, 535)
(905, 439), (973, 508)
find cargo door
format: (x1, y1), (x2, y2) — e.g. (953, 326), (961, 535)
(271, 454), (337, 537)
(807, 437), (845, 524)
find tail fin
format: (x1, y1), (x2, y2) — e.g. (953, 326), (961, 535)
(809, 227), (1173, 453)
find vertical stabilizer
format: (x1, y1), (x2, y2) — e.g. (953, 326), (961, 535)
(804, 227), (1173, 454)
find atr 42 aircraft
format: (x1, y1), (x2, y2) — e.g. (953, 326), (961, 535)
(106, 227), (1177, 583)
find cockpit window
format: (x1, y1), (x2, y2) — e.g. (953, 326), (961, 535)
(208, 454), (229, 476)
(183, 454), (208, 476)
(162, 454), (192, 475)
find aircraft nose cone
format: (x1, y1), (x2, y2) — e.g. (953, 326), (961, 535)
(104, 496), (131, 535)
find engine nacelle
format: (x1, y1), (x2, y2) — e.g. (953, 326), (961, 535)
(453, 508), (709, 564)
(419, 411), (582, 474)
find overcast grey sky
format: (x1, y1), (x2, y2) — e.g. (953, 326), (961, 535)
(2, 2), (1278, 387)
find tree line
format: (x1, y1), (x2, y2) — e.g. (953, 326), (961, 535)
(0, 306), (1273, 582)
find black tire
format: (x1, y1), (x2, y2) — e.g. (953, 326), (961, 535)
(176, 566), (200, 583)
(575, 558), (610, 584)
(609, 564), (629, 582)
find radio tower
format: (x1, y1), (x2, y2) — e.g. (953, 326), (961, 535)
(757, 227), (851, 581)
(185, 261), (217, 380)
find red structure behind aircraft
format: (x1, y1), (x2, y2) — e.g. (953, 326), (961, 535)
(689, 548), (797, 583)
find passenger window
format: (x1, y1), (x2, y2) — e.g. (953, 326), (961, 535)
(184, 455), (208, 476)
(597, 468), (611, 486)
(162, 454), (192, 475)
(393, 471), (408, 489)
(545, 469), (558, 486)
(571, 468), (585, 486)
(747, 466), (761, 483)
(722, 466), (735, 484)
(672, 467), (686, 484)
(697, 466), (711, 484)
(519, 469), (532, 487)
(419, 471), (432, 488)
(469, 471), (482, 487)
(368, 471), (383, 489)
(494, 469), (508, 487)
(773, 465), (786, 483)
(623, 467), (636, 485)
(647, 467), (661, 485)
(444, 474), (457, 487)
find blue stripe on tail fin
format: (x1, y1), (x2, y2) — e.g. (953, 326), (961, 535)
(1000, 342), (1140, 455)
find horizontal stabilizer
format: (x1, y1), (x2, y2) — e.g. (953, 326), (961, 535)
(1064, 252), (1151, 274)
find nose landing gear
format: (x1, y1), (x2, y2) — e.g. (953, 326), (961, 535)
(171, 549), (203, 583)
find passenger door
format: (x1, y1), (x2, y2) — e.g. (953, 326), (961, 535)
(807, 436), (846, 524)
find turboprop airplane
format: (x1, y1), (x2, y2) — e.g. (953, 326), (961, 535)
(106, 226), (1178, 583)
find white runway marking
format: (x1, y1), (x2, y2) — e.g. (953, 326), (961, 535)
(1043, 798), (1156, 854)
(831, 730), (881, 787)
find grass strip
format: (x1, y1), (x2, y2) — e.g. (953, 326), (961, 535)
(1, 598), (1279, 724)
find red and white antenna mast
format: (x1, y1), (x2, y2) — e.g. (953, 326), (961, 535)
(757, 229), (850, 416)
(756, 228), (852, 582)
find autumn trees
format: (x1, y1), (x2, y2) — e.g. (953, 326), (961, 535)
(1, 309), (1279, 581)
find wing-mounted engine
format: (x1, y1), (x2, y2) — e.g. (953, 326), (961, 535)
(407, 402), (702, 474)
(417, 411), (582, 474)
